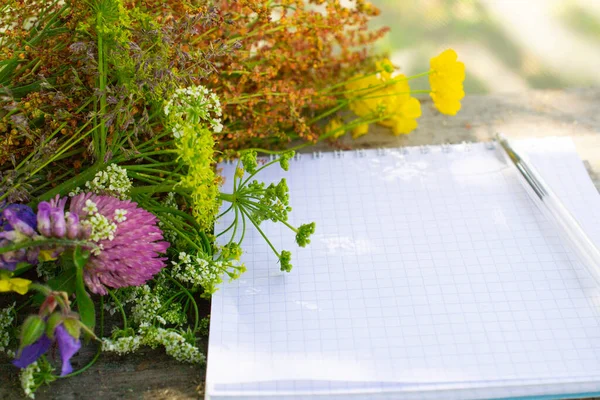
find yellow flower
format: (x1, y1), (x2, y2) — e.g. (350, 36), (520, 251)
(325, 118), (346, 139)
(352, 123), (369, 139)
(39, 249), (58, 261)
(0, 277), (32, 295)
(379, 97), (421, 135)
(345, 67), (421, 136)
(429, 49), (465, 115)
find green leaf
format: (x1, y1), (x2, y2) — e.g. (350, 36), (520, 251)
(63, 318), (82, 340)
(73, 247), (95, 333)
(20, 315), (46, 349)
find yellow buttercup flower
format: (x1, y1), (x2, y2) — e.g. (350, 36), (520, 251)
(379, 97), (421, 135)
(344, 61), (421, 136)
(0, 277), (32, 295)
(325, 118), (346, 139)
(352, 123), (369, 139)
(429, 49), (465, 115)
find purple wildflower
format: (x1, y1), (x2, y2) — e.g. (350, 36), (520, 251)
(13, 323), (81, 376)
(0, 203), (37, 232)
(37, 196), (87, 241)
(54, 324), (81, 375)
(0, 205), (39, 270)
(69, 193), (169, 294)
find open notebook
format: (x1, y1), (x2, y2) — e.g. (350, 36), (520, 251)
(206, 137), (600, 400)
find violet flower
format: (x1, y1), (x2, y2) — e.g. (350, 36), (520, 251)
(37, 196), (87, 240)
(13, 323), (81, 376)
(0, 205), (39, 271)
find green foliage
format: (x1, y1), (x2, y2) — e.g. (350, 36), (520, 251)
(73, 247), (95, 332)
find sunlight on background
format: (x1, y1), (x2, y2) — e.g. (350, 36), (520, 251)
(368, 0), (600, 93)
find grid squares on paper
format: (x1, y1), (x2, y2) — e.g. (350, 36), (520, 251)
(207, 139), (600, 399)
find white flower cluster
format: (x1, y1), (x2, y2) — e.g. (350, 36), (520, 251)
(69, 164), (132, 199)
(88, 213), (117, 242)
(85, 164), (132, 200)
(80, 199), (128, 255)
(171, 251), (218, 289)
(163, 192), (178, 209)
(114, 209), (128, 223)
(101, 336), (141, 355)
(154, 328), (205, 364)
(130, 285), (166, 325)
(158, 193), (180, 243)
(0, 303), (15, 354)
(20, 361), (40, 399)
(103, 324), (204, 364)
(35, 261), (57, 280)
(164, 85), (223, 137)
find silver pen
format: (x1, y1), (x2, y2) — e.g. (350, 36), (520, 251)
(496, 134), (600, 285)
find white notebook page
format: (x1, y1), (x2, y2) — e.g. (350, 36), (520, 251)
(206, 137), (600, 399)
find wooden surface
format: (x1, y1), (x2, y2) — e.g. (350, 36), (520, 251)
(2, 88), (600, 400)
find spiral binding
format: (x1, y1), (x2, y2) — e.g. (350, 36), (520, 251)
(224, 142), (495, 165)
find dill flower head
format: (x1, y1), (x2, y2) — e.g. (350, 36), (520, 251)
(429, 49), (465, 116)
(68, 193), (170, 295)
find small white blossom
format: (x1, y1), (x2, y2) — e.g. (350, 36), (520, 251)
(131, 285), (166, 326)
(102, 336), (141, 355)
(90, 243), (104, 256)
(163, 192), (178, 209)
(68, 187), (82, 197)
(114, 209), (128, 223)
(86, 213), (117, 242)
(171, 251), (218, 289)
(0, 303), (15, 354)
(20, 361), (40, 399)
(85, 164), (132, 200)
(164, 85), (223, 135)
(83, 199), (98, 215)
(155, 328), (205, 364)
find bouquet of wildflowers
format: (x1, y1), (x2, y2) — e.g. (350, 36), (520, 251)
(0, 0), (465, 398)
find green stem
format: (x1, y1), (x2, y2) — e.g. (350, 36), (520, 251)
(96, 19), (107, 162)
(107, 289), (128, 330)
(239, 158), (281, 189)
(166, 275), (199, 333)
(129, 184), (178, 195)
(218, 193), (235, 203)
(0, 239), (96, 255)
(238, 206), (280, 258)
(160, 215), (205, 253)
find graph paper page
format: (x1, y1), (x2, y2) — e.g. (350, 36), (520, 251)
(206, 138), (600, 399)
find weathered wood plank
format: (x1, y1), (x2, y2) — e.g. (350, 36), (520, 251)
(1, 88), (600, 399)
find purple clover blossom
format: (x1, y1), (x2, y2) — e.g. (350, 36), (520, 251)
(13, 323), (81, 376)
(0, 205), (39, 271)
(69, 193), (170, 294)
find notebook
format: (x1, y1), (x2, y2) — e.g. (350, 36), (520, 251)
(206, 137), (600, 400)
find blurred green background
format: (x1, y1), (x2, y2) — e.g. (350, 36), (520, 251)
(367, 0), (600, 94)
